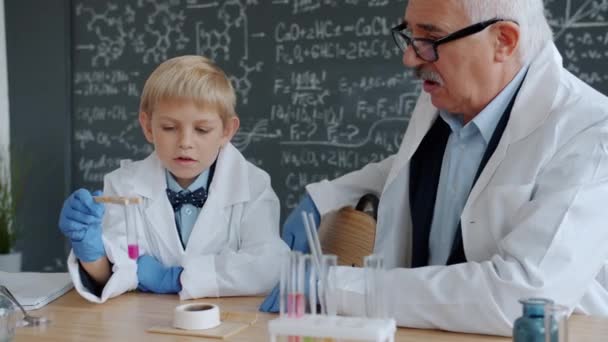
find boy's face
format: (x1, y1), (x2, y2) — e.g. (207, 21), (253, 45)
(139, 99), (239, 189)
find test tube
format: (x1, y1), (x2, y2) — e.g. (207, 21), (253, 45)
(318, 254), (338, 316)
(364, 254), (387, 319)
(295, 254), (309, 318)
(123, 198), (140, 260)
(307, 257), (317, 316)
(286, 251), (303, 318)
(545, 303), (569, 342)
(279, 252), (289, 317)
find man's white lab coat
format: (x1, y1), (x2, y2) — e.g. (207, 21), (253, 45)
(306, 42), (608, 335)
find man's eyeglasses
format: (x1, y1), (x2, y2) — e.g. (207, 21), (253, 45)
(391, 18), (512, 62)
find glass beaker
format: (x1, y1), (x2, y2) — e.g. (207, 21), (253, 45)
(0, 292), (17, 342)
(545, 303), (569, 342)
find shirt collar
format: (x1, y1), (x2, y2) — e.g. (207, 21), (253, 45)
(165, 168), (210, 193)
(440, 65), (528, 143)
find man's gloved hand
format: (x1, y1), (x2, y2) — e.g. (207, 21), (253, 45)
(136, 255), (183, 294)
(58, 189), (106, 262)
(259, 192), (320, 313)
(281, 192), (320, 253)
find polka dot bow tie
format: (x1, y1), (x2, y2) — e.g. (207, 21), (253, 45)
(165, 187), (208, 212)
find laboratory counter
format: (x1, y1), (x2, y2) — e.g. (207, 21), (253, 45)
(14, 290), (608, 341)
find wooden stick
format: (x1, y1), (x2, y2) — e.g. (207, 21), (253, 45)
(93, 196), (141, 205)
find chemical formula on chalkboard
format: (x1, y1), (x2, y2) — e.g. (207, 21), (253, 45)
(71, 0), (608, 218)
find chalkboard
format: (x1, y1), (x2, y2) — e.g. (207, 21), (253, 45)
(71, 0), (608, 220)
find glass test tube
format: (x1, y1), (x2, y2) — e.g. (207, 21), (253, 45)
(279, 252), (290, 317)
(364, 254), (387, 319)
(286, 251), (304, 318)
(319, 254), (338, 316)
(545, 303), (569, 342)
(123, 198), (140, 260)
(296, 255), (311, 317)
(307, 256), (317, 316)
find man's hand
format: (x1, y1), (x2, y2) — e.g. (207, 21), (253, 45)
(281, 192), (320, 253)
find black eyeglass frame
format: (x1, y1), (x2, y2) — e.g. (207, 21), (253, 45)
(391, 18), (513, 62)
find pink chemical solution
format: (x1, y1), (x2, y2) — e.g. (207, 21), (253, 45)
(287, 293), (305, 317)
(287, 293), (304, 342)
(128, 244), (140, 259)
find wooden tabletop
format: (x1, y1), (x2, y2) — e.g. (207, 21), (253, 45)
(14, 290), (608, 341)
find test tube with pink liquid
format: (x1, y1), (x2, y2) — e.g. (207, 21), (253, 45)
(123, 197), (141, 260)
(279, 251), (308, 342)
(282, 251), (305, 318)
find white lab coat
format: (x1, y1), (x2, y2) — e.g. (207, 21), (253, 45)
(68, 143), (289, 303)
(306, 42), (608, 335)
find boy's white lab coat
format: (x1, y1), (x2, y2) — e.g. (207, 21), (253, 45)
(307, 42), (608, 335)
(68, 143), (289, 303)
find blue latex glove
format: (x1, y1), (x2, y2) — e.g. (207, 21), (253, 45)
(281, 192), (321, 253)
(136, 255), (183, 294)
(259, 193), (320, 312)
(58, 189), (106, 262)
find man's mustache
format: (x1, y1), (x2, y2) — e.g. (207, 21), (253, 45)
(415, 67), (444, 86)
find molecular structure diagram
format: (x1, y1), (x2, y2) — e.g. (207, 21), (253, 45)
(229, 60), (263, 104)
(196, 0), (247, 60)
(75, 0), (190, 66)
(75, 2), (136, 67)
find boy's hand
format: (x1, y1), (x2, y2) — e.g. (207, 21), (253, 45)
(58, 189), (106, 262)
(136, 255), (183, 294)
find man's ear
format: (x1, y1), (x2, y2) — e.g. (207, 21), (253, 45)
(139, 111), (154, 143)
(493, 21), (520, 62)
(221, 116), (240, 146)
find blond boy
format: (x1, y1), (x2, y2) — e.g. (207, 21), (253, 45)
(59, 56), (288, 303)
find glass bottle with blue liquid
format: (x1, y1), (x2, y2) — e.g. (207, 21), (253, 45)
(513, 298), (558, 342)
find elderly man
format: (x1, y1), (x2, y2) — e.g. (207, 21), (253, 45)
(261, 0), (608, 335)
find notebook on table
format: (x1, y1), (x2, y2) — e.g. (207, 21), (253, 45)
(0, 271), (73, 310)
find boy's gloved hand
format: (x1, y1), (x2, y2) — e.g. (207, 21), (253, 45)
(58, 189), (106, 262)
(136, 255), (183, 294)
(259, 193), (320, 313)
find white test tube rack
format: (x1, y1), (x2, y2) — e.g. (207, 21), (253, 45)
(268, 314), (396, 342)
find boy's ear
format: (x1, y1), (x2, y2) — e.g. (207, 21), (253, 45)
(139, 111), (154, 143)
(221, 117), (240, 146)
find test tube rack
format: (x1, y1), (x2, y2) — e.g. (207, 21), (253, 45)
(268, 314), (396, 342)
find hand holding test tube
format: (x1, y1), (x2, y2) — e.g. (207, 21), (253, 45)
(94, 196), (142, 260)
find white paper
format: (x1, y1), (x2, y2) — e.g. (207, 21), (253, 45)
(0, 272), (73, 310)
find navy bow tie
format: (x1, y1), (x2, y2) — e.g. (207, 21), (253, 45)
(166, 187), (208, 212)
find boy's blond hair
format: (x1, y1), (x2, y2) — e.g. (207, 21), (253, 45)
(140, 55), (237, 122)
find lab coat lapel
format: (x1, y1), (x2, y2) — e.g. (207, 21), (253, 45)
(464, 42), (561, 210)
(385, 92), (438, 189)
(185, 144), (250, 254)
(129, 153), (184, 255)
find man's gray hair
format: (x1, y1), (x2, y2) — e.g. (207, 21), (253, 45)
(460, 0), (553, 64)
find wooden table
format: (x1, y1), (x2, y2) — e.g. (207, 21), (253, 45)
(14, 290), (608, 341)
